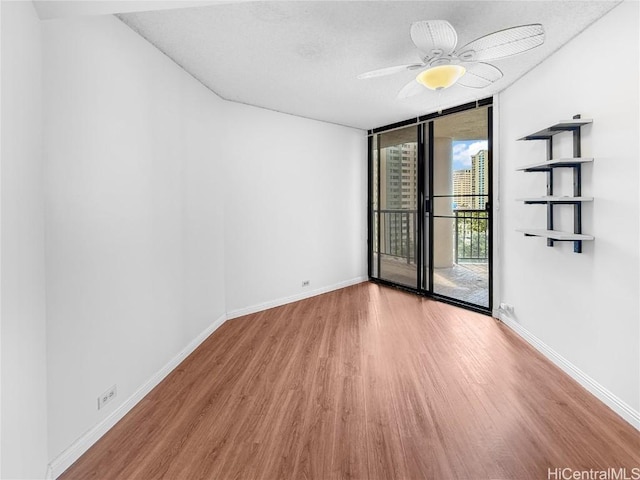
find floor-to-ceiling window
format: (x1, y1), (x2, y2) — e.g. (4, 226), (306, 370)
(369, 99), (493, 313)
(371, 126), (419, 289)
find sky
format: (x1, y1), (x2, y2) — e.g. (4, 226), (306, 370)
(452, 140), (488, 171)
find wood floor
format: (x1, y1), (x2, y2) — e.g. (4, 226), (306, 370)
(61, 282), (640, 479)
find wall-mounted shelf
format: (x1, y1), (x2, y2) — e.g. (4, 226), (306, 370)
(518, 119), (593, 140)
(516, 229), (594, 241)
(516, 114), (593, 253)
(516, 157), (593, 172)
(516, 196), (593, 204)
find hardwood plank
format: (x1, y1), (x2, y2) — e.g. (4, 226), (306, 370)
(59, 283), (640, 479)
(292, 355), (339, 480)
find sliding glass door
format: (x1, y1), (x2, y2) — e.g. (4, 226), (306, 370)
(431, 107), (491, 309)
(371, 126), (419, 289)
(369, 101), (492, 313)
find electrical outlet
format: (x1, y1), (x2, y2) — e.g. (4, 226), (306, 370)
(301, 280), (310, 287)
(499, 303), (515, 314)
(98, 385), (117, 410)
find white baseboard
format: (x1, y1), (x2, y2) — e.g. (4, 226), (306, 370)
(226, 276), (368, 320)
(496, 311), (640, 430)
(46, 313), (228, 479)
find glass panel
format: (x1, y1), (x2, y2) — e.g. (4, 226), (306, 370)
(432, 107), (490, 308)
(433, 196), (488, 217)
(376, 126), (418, 288)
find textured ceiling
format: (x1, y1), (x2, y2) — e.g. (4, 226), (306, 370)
(117, 1), (620, 130)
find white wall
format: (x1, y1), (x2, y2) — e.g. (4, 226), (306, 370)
(42, 14), (227, 462)
(497, 1), (639, 424)
(0, 1), (49, 477)
(41, 11), (366, 474)
(223, 103), (367, 315)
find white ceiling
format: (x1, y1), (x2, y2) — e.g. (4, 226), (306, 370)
(114, 1), (620, 130)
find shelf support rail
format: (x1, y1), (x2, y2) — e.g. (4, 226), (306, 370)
(546, 130), (554, 247)
(572, 114), (582, 253)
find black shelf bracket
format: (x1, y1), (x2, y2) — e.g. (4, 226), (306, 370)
(571, 114), (583, 253)
(518, 114), (591, 253)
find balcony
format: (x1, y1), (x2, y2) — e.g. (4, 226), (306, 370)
(374, 209), (489, 308)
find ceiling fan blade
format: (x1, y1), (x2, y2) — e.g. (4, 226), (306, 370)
(456, 24), (544, 62)
(397, 79), (426, 99)
(357, 63), (424, 79)
(410, 20), (458, 57)
(457, 62), (503, 88)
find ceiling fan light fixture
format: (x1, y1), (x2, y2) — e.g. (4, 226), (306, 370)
(416, 64), (466, 90)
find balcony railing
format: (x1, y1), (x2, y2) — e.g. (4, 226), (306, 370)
(455, 210), (489, 263)
(376, 209), (417, 264)
(374, 209), (488, 265)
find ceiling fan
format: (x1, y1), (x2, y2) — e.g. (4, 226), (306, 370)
(357, 20), (544, 98)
